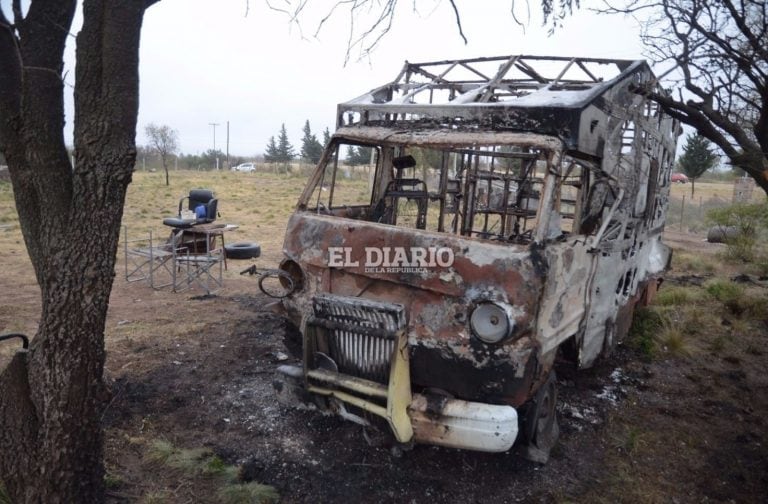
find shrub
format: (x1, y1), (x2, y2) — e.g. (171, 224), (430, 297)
(706, 280), (748, 315)
(629, 308), (666, 358)
(706, 280), (745, 303)
(706, 202), (768, 262)
(674, 253), (716, 274)
(654, 286), (696, 306)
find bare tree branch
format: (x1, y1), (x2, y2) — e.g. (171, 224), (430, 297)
(595, 0), (768, 193)
(12, 0), (22, 28)
(447, 0), (467, 44)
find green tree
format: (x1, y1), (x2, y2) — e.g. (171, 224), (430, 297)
(323, 127), (332, 147)
(677, 133), (719, 197)
(277, 123), (295, 163)
(200, 149), (224, 170)
(264, 135), (280, 163)
(346, 145), (373, 165)
(300, 120), (324, 164)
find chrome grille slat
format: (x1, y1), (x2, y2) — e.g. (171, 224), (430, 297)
(311, 294), (406, 384)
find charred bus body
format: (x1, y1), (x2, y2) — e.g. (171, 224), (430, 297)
(272, 55), (680, 461)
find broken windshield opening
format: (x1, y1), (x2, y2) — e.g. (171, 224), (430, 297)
(303, 140), (604, 245)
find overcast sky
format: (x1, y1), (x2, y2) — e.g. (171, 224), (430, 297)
(3, 0), (651, 157)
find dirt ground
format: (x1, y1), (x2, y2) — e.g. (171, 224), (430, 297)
(1, 176), (767, 502)
(94, 270), (768, 503)
(96, 237), (767, 503)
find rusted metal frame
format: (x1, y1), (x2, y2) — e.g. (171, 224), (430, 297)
(466, 151), (482, 236)
(449, 147), (539, 160)
(572, 162), (592, 234)
(575, 60), (600, 82)
(500, 153), (513, 236)
(552, 58), (576, 87)
(517, 156), (541, 235)
(437, 151), (449, 233)
(326, 145), (341, 209)
(482, 148), (496, 234)
(480, 55), (521, 103)
(407, 54), (635, 69)
(513, 157), (537, 208)
(459, 61), (490, 81)
(459, 152), (472, 236)
(397, 62), (458, 104)
(555, 159), (580, 220)
(404, 64), (446, 86)
(514, 60), (548, 84)
(589, 185), (626, 250)
(332, 102), (500, 125)
(532, 149), (564, 244)
(298, 138), (339, 209)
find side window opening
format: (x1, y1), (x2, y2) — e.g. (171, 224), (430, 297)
(460, 146), (546, 243)
(304, 141), (571, 246)
(552, 158), (591, 236)
(369, 145), (551, 244)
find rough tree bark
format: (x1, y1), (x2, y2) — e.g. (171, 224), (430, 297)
(0, 1), (156, 501)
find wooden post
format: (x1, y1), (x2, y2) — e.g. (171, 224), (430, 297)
(680, 195), (686, 232)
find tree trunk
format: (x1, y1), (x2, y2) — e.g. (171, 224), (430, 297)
(691, 177), (695, 198)
(0, 1), (150, 501)
(164, 158), (170, 186)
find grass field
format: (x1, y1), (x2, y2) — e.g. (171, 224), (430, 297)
(0, 173), (761, 362)
(1, 172), (767, 502)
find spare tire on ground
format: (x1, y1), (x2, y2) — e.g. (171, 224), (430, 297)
(225, 242), (261, 259)
(707, 226), (738, 244)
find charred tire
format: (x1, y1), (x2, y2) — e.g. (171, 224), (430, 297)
(225, 242), (261, 259)
(521, 371), (559, 464)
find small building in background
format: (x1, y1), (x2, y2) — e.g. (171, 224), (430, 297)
(733, 176), (755, 203)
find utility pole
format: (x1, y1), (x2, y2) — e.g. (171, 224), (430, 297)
(209, 122), (219, 170)
(226, 121), (230, 171)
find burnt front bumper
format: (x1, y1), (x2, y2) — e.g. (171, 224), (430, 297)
(274, 364), (518, 452)
(273, 293), (519, 452)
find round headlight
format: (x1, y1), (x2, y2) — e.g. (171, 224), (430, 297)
(470, 302), (514, 344)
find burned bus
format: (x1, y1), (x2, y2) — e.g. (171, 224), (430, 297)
(271, 55), (680, 461)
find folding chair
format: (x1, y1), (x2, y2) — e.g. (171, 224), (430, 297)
(123, 226), (177, 289)
(171, 229), (224, 294)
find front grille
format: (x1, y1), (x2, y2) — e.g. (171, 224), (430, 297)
(311, 294), (406, 384)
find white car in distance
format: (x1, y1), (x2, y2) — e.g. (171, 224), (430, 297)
(233, 162), (256, 173)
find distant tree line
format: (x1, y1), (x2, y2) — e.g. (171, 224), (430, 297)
(264, 120), (330, 164)
(346, 146), (374, 166)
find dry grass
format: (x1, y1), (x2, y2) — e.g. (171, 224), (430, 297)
(668, 180), (765, 204)
(0, 170), (307, 366)
(666, 180), (766, 234)
(671, 251), (717, 274)
(123, 169), (307, 267)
